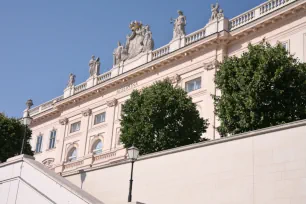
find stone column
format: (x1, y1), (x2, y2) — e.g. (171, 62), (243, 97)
(106, 98), (117, 151)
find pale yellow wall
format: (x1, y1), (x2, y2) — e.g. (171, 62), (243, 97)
(30, 3), (306, 172)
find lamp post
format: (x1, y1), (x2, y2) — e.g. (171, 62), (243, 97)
(127, 146), (139, 202)
(20, 99), (33, 155)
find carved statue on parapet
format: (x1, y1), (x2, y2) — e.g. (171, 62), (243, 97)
(113, 41), (124, 65)
(170, 10), (186, 39)
(67, 73), (75, 87)
(142, 25), (154, 52)
(113, 21), (154, 66)
(210, 3), (223, 21)
(89, 55), (100, 77)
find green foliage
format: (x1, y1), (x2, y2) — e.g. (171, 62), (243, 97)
(214, 42), (306, 136)
(0, 114), (33, 162)
(120, 79), (208, 155)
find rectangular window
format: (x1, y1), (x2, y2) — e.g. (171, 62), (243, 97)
(281, 41), (289, 52)
(35, 135), (43, 153)
(49, 130), (56, 149)
(185, 77), (201, 93)
(94, 112), (106, 125)
(70, 121), (81, 133)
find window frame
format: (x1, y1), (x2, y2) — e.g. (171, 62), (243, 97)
(70, 121), (81, 133)
(35, 135), (43, 153)
(94, 112), (106, 125)
(280, 40), (290, 53)
(48, 130), (56, 149)
(67, 147), (77, 162)
(185, 77), (202, 93)
(92, 140), (103, 155)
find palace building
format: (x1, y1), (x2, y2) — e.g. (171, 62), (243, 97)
(25, 0), (306, 176)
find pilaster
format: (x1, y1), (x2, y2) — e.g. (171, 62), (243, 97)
(106, 98), (117, 151)
(55, 117), (69, 165)
(79, 109), (92, 157)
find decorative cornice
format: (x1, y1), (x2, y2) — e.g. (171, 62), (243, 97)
(203, 59), (219, 71)
(82, 109), (92, 117)
(107, 99), (118, 107)
(59, 118), (69, 125)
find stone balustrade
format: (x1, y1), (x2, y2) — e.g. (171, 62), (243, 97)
(230, 0), (296, 30)
(52, 148), (126, 174)
(93, 151), (117, 163)
(29, 95), (63, 116)
(74, 82), (87, 94)
(63, 160), (84, 170)
(97, 71), (112, 84)
(185, 28), (206, 45)
(152, 45), (170, 60)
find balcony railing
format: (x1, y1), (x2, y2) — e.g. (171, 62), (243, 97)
(152, 45), (170, 60)
(97, 71), (112, 84)
(93, 151), (117, 163)
(185, 28), (206, 45)
(29, 95), (63, 116)
(74, 82), (87, 94)
(229, 0), (296, 30)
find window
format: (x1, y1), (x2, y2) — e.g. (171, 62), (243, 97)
(35, 135), (43, 153)
(185, 77), (201, 93)
(94, 112), (106, 125)
(92, 140), (103, 155)
(70, 121), (81, 133)
(49, 130), (56, 149)
(281, 41), (289, 52)
(67, 147), (77, 162)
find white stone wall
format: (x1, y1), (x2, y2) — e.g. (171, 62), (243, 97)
(65, 120), (306, 204)
(0, 155), (103, 204)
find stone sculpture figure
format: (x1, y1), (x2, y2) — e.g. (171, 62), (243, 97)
(89, 55), (100, 76)
(142, 25), (154, 52)
(217, 9), (224, 18)
(114, 41), (124, 65)
(170, 10), (187, 39)
(210, 3), (223, 21)
(113, 21), (154, 66)
(67, 73), (75, 87)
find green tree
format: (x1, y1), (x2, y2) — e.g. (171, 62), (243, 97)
(120, 79), (208, 155)
(214, 42), (306, 136)
(0, 113), (33, 162)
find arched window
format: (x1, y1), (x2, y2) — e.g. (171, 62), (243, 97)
(67, 147), (77, 162)
(92, 140), (103, 155)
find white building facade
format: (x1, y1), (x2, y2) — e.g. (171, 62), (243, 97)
(26, 0), (306, 175)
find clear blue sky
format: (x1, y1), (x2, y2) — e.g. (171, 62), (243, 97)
(0, 0), (265, 117)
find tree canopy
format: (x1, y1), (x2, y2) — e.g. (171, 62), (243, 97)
(120, 79), (208, 155)
(0, 113), (33, 162)
(214, 42), (306, 136)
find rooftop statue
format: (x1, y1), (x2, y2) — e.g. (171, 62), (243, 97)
(89, 55), (100, 77)
(113, 21), (154, 66)
(170, 10), (187, 39)
(67, 73), (75, 87)
(210, 3), (224, 21)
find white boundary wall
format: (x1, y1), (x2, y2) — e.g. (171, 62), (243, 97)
(0, 155), (104, 204)
(65, 120), (306, 204)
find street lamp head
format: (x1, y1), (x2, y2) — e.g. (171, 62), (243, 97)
(23, 115), (33, 126)
(127, 146), (139, 161)
(26, 99), (33, 110)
